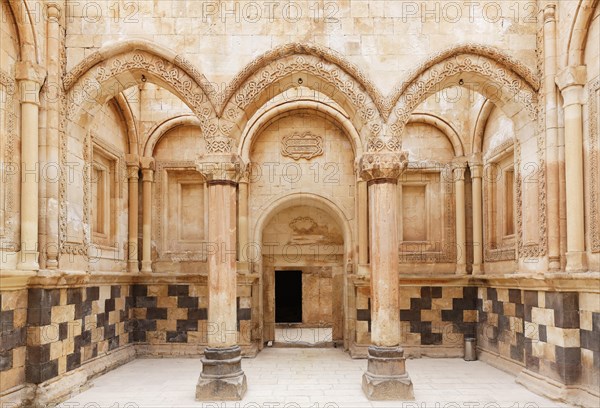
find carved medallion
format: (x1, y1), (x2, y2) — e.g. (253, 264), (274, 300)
(281, 131), (323, 160)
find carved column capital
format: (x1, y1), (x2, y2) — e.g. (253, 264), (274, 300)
(196, 154), (245, 184)
(556, 66), (587, 106)
(357, 152), (409, 183)
(140, 157), (155, 182)
(125, 154), (140, 180)
(452, 158), (468, 181)
(543, 4), (556, 23)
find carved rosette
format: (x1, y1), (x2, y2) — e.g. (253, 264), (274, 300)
(358, 152), (409, 182)
(196, 153), (245, 184)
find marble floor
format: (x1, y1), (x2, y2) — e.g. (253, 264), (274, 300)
(62, 348), (570, 408)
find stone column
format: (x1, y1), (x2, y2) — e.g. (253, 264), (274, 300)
(16, 62), (45, 270)
(195, 153), (247, 401)
(469, 157), (484, 274)
(557, 66), (587, 272)
(237, 176), (249, 272)
(358, 152), (414, 401)
(140, 157), (154, 273)
(43, 3), (61, 269)
(126, 154), (140, 273)
(357, 179), (369, 266)
(543, 5), (561, 271)
(453, 160), (467, 275)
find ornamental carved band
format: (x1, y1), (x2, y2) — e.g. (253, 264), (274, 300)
(195, 153), (245, 183)
(358, 152), (409, 182)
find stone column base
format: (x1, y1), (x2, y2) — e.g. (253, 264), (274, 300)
(196, 345), (247, 401)
(362, 346), (414, 401)
(566, 251), (587, 272)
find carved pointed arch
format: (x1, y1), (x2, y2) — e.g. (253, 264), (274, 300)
(472, 99), (495, 154)
(387, 44), (539, 142)
(219, 43), (385, 150)
(564, 0), (599, 67)
(144, 114), (202, 157)
(7, 0), (39, 64)
(407, 112), (464, 157)
(64, 39), (218, 140)
(113, 93), (139, 155)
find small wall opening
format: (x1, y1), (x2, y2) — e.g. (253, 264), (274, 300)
(275, 270), (303, 323)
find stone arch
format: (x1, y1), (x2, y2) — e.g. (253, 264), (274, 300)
(113, 93), (139, 155)
(472, 99), (495, 154)
(407, 112), (464, 157)
(238, 96), (363, 163)
(64, 39), (218, 139)
(220, 43), (385, 150)
(144, 114), (202, 157)
(7, 0), (39, 64)
(564, 0), (599, 67)
(253, 192), (353, 260)
(387, 44), (539, 142)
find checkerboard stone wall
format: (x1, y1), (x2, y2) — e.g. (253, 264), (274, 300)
(477, 287), (525, 364)
(579, 292), (600, 391)
(129, 284), (253, 346)
(0, 290), (28, 392)
(25, 285), (131, 384)
(356, 286), (477, 347)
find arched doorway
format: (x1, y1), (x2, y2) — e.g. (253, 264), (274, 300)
(255, 195), (352, 348)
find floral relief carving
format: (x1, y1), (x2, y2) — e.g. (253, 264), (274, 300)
(0, 70), (17, 240)
(589, 77), (600, 253)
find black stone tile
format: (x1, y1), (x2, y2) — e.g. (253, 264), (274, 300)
(108, 336), (120, 351)
(400, 309), (420, 322)
(104, 324), (116, 339)
(92, 344), (98, 358)
(486, 288), (497, 301)
(125, 296), (135, 309)
(74, 300), (92, 320)
(86, 287), (100, 301)
(96, 313), (106, 328)
(28, 288), (60, 309)
(592, 312), (600, 333)
(441, 309), (462, 323)
(463, 286), (477, 305)
(0, 349), (13, 371)
(59, 322), (69, 341)
(130, 331), (146, 343)
(0, 310), (14, 333)
(136, 296), (157, 308)
(27, 344), (51, 365)
(166, 331), (187, 343)
(524, 305), (533, 323)
(515, 303), (524, 319)
(66, 351), (81, 371)
(238, 308), (251, 321)
(459, 322), (476, 336)
(177, 296), (198, 309)
(137, 319), (157, 331)
(66, 288), (82, 305)
(546, 292), (578, 312)
(176, 320), (197, 332)
(479, 311), (488, 323)
(410, 321), (423, 333)
(525, 340), (539, 371)
(74, 330), (91, 348)
(188, 308), (208, 321)
(538, 324), (547, 342)
(511, 332), (525, 362)
(420, 287), (431, 299)
(105, 298), (116, 313)
(581, 329), (599, 352)
(431, 287), (443, 299)
(168, 285), (189, 297)
(555, 346), (581, 384)
(498, 315), (510, 334)
(111, 285), (121, 299)
(508, 289), (522, 304)
(524, 290), (538, 307)
(146, 307), (167, 320)
(27, 307), (52, 326)
(132, 284), (147, 297)
(555, 310), (580, 329)
(492, 300), (504, 315)
(26, 360), (58, 383)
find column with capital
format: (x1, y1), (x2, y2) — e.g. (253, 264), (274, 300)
(359, 152), (414, 401)
(126, 154), (140, 273)
(557, 66), (587, 272)
(453, 160), (468, 275)
(469, 156), (484, 274)
(140, 157), (154, 273)
(16, 62), (45, 270)
(195, 154), (247, 401)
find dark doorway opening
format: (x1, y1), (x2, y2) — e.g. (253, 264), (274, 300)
(275, 270), (302, 323)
